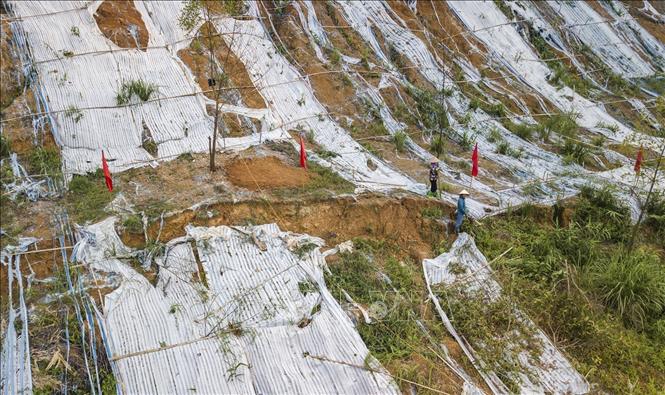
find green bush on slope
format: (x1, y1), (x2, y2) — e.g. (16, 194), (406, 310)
(470, 186), (665, 393)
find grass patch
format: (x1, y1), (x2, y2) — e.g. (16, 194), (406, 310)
(29, 146), (62, 180)
(392, 130), (407, 152)
(541, 112), (579, 139)
(527, 26), (592, 97)
(294, 242), (318, 259)
(560, 139), (594, 167)
(435, 284), (543, 392)
(66, 169), (116, 223)
(407, 86), (449, 131)
(122, 214), (143, 234)
(116, 79), (157, 105)
(274, 162), (354, 199)
(135, 198), (174, 221)
(0, 134), (11, 159)
(429, 134), (445, 157)
(502, 119), (538, 141)
(324, 239), (455, 392)
(298, 280), (317, 296)
(421, 206), (443, 219)
(64, 105), (84, 123)
(469, 186), (665, 393)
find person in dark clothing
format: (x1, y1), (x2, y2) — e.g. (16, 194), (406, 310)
(429, 158), (440, 196)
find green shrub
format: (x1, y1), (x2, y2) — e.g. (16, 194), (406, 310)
(123, 215), (143, 234)
(116, 79), (157, 105)
(314, 149), (339, 160)
(469, 97), (481, 111)
(487, 102), (506, 118)
(29, 147), (61, 178)
(329, 48), (341, 66)
(459, 131), (473, 150)
(542, 112), (579, 138)
(470, 195), (665, 393)
(591, 250), (665, 330)
(407, 87), (449, 131)
(392, 131), (407, 152)
(487, 127), (502, 143)
(574, 185), (630, 242)
(503, 120), (536, 141)
(560, 140), (592, 167)
(429, 134), (445, 157)
(421, 206), (443, 219)
(645, 191), (665, 247)
(436, 285), (542, 392)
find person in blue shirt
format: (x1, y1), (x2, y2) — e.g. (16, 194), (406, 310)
(455, 190), (469, 233)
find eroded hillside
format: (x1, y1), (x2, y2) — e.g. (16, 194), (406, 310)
(1, 1), (664, 394)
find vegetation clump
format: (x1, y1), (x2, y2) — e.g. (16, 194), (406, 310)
(29, 146), (62, 180)
(116, 79), (157, 105)
(407, 86), (449, 132)
(392, 130), (407, 152)
(436, 285), (543, 392)
(324, 239), (454, 392)
(470, 186), (665, 393)
(66, 169), (116, 223)
(64, 105), (83, 123)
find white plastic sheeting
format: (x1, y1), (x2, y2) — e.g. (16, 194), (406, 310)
(447, 0), (664, 153)
(1, 153), (54, 201)
(424, 233), (590, 395)
(213, 13), (421, 192)
(1, 238), (39, 395)
(72, 218), (399, 394)
(8, 1), (288, 176)
(546, 0), (658, 76)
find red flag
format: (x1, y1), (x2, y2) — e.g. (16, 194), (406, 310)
(471, 143), (479, 177)
(634, 146), (643, 174)
(299, 135), (307, 169)
(101, 150), (113, 192)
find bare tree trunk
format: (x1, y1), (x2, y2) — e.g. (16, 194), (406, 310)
(203, 5), (220, 172)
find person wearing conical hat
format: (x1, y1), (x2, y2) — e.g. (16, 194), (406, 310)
(455, 189), (469, 233)
(428, 158), (440, 197)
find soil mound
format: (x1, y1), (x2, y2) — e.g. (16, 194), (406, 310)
(226, 156), (309, 190)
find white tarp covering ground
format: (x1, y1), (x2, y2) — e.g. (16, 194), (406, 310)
(214, 8), (421, 192)
(71, 218), (399, 394)
(8, 1), (288, 176)
(423, 233), (590, 395)
(446, 0), (663, 153)
(0, 238), (38, 395)
(546, 0), (660, 77)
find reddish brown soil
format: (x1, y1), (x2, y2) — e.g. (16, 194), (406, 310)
(1, 18), (21, 111)
(226, 156), (310, 190)
(94, 0), (149, 50)
(136, 193), (453, 262)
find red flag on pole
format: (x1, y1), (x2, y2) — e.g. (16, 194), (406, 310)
(471, 143), (479, 177)
(634, 146), (643, 174)
(299, 135), (307, 169)
(101, 150), (113, 192)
